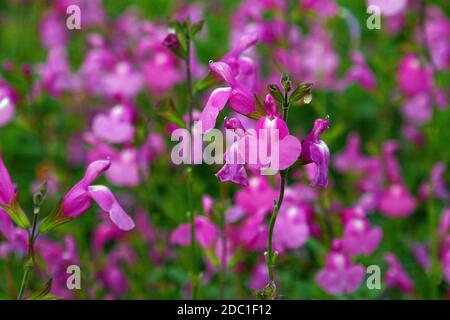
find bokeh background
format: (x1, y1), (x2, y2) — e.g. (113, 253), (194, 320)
(0, 0), (449, 299)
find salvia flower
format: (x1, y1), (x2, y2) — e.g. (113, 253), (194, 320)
(61, 159), (135, 231)
(341, 207), (382, 256)
(384, 253), (414, 294)
(316, 240), (365, 295)
(0, 151), (16, 206)
(170, 216), (219, 249)
(0, 79), (17, 127)
(299, 118), (330, 188)
(199, 61), (256, 132)
(92, 104), (135, 144)
(378, 141), (417, 217)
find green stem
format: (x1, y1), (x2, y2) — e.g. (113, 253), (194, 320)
(219, 205), (227, 299)
(17, 206), (40, 300)
(428, 181), (439, 299)
(265, 90), (290, 297)
(185, 28), (194, 129)
(184, 25), (199, 300)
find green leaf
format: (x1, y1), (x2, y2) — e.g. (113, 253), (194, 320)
(267, 84), (284, 104)
(27, 279), (61, 300)
(204, 248), (219, 267)
(0, 289), (12, 300)
(194, 72), (221, 93)
(39, 201), (72, 233)
(290, 83), (313, 105)
(1, 194), (30, 229)
(190, 20), (205, 36)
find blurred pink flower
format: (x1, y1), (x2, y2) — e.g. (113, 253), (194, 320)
(170, 216), (219, 249)
(273, 203), (310, 251)
(39, 11), (68, 49)
(384, 253), (414, 294)
(367, 0), (408, 17)
(92, 105), (135, 144)
(0, 151), (16, 206)
(341, 208), (382, 256)
(316, 242), (365, 295)
(0, 79), (17, 127)
(333, 133), (366, 173)
(397, 53), (433, 97)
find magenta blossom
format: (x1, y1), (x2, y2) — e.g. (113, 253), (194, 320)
(170, 216), (219, 249)
(37, 236), (79, 299)
(92, 105), (135, 144)
(199, 61), (256, 132)
(378, 141), (416, 217)
(316, 241), (365, 295)
(0, 151), (16, 206)
(367, 0), (408, 17)
(341, 208), (382, 256)
(62, 159), (135, 231)
(273, 203), (310, 251)
(397, 53), (433, 97)
(384, 253), (414, 294)
(0, 79), (17, 127)
(333, 133), (366, 173)
(299, 118), (330, 188)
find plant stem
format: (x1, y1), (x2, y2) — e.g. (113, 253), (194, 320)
(184, 25), (199, 300)
(185, 28), (194, 129)
(186, 167), (198, 299)
(219, 204), (227, 299)
(265, 90), (290, 297)
(17, 205), (40, 300)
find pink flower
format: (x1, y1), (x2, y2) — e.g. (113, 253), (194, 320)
(92, 217), (126, 253)
(421, 6), (450, 71)
(170, 216), (219, 249)
(333, 133), (366, 173)
(216, 164), (249, 187)
(397, 53), (433, 97)
(401, 93), (432, 125)
(341, 208), (382, 256)
(35, 46), (80, 96)
(143, 48), (180, 96)
(316, 242), (365, 295)
(37, 236), (79, 299)
(236, 176), (277, 215)
(301, 0), (338, 18)
(379, 183), (417, 217)
(367, 0), (408, 17)
(249, 261), (270, 290)
(39, 11), (68, 49)
(0, 151), (15, 206)
(92, 105), (135, 144)
(384, 253), (414, 294)
(378, 141), (416, 217)
(273, 203), (310, 251)
(101, 62), (143, 100)
(199, 61), (256, 132)
(343, 51), (376, 91)
(88, 185), (135, 231)
(431, 163), (450, 202)
(62, 159), (135, 231)
(299, 118), (330, 188)
(255, 94), (289, 140)
(97, 265), (129, 296)
(0, 79), (17, 127)
(105, 149), (142, 187)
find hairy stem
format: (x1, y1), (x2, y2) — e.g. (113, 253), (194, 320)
(265, 90), (290, 297)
